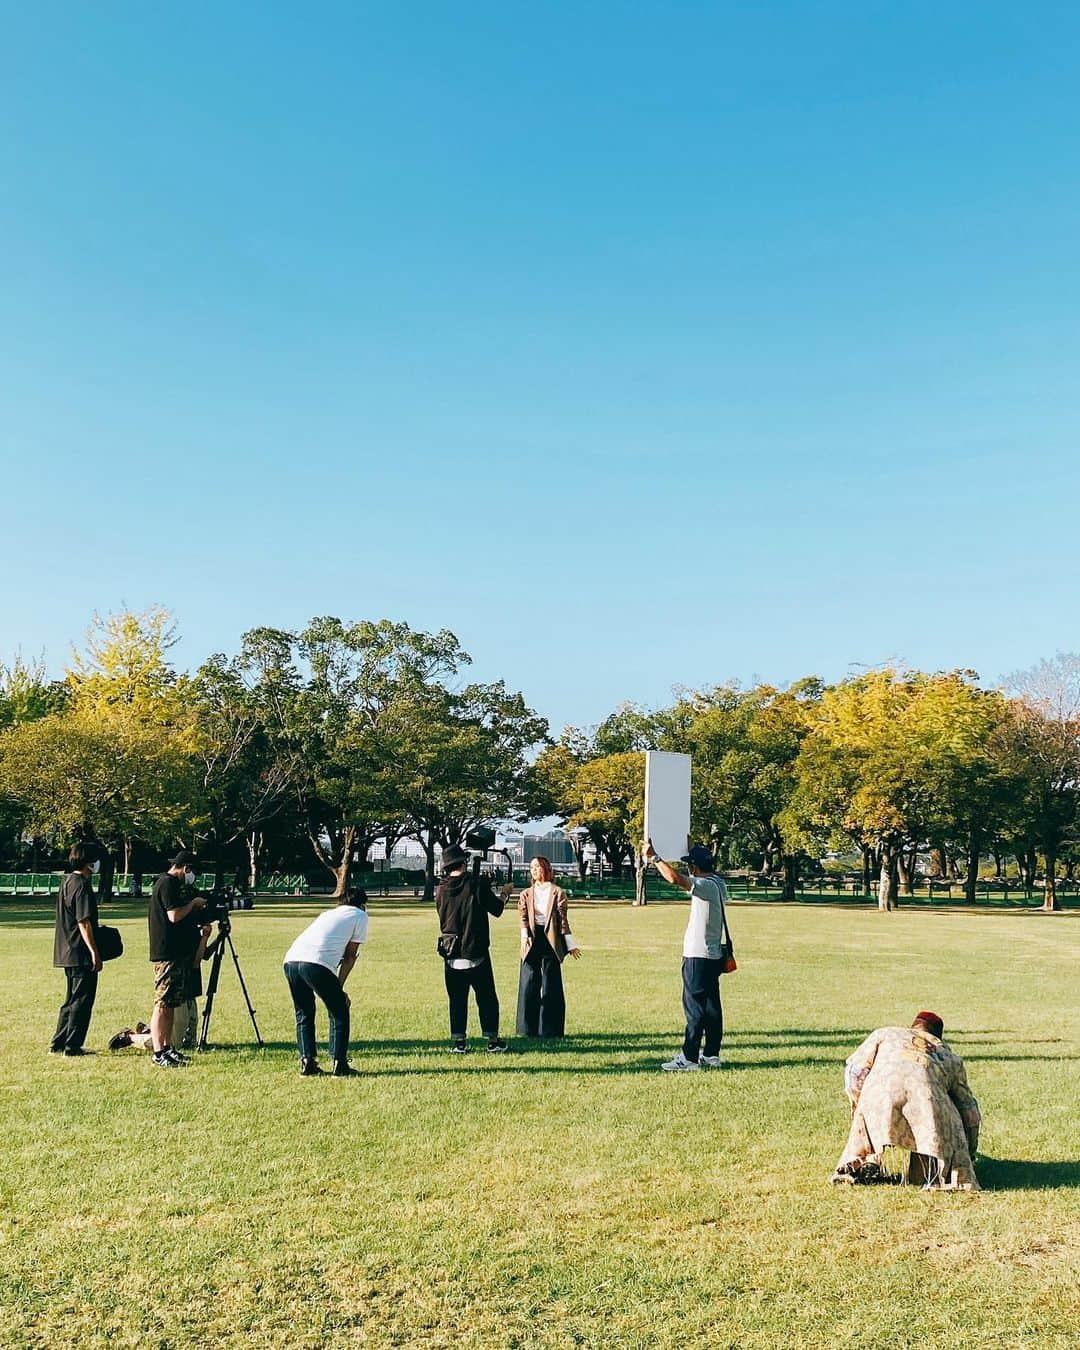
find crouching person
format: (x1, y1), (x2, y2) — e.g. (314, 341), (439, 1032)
(282, 888), (368, 1077)
(832, 1011), (981, 1190)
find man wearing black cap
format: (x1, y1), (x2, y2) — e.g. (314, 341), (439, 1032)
(435, 844), (514, 1053)
(643, 839), (730, 1072)
(148, 850), (208, 1068)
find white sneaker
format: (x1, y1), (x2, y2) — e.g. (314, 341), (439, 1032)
(700, 1054), (723, 1068)
(661, 1052), (700, 1072)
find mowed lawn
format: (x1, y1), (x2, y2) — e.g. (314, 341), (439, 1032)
(1, 899), (1077, 1349)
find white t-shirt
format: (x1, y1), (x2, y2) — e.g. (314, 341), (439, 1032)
(284, 905), (368, 972)
(683, 875), (727, 960)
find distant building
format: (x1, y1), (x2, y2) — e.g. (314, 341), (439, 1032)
(522, 830), (575, 867)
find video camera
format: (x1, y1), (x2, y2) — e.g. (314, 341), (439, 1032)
(464, 825), (498, 853)
(463, 825), (514, 889)
(199, 884), (254, 925)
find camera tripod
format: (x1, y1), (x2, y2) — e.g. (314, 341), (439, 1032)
(197, 916), (263, 1050)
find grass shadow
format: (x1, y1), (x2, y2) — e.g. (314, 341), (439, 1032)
(978, 1156), (1080, 1190)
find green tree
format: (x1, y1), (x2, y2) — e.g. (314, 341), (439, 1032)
(683, 679), (822, 899)
(1004, 655), (1080, 912)
(567, 752), (646, 903)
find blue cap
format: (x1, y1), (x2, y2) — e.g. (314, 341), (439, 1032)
(681, 844), (714, 871)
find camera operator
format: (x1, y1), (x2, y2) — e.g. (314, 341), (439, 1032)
(148, 850), (208, 1068)
(436, 844), (513, 1054)
(50, 843), (104, 1056)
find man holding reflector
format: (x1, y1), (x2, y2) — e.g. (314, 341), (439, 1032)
(644, 839), (731, 1072)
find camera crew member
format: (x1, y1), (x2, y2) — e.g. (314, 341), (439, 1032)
(50, 843), (104, 1056)
(148, 850), (208, 1068)
(436, 844), (513, 1054)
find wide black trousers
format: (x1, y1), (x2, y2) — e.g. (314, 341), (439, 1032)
(516, 932), (566, 1037)
(444, 956), (499, 1039)
(681, 956), (723, 1062)
(51, 968), (99, 1052)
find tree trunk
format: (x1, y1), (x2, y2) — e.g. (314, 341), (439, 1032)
(878, 846), (898, 911)
(928, 845), (946, 879)
(1044, 845), (1059, 912)
(1018, 845), (1037, 889)
(246, 830), (263, 891)
(98, 840), (116, 902)
(964, 829), (981, 904)
(422, 833), (437, 905)
(123, 838), (133, 876)
(633, 852), (647, 906)
(780, 854), (798, 901)
(862, 845), (872, 897)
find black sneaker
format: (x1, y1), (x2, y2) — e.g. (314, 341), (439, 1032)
(331, 1062), (359, 1078)
(450, 1038), (469, 1054)
(162, 1047), (187, 1066)
(63, 1047), (93, 1057)
(151, 1050), (181, 1069)
(299, 1058), (325, 1077)
(486, 1038), (508, 1054)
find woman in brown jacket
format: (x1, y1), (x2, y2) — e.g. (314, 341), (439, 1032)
(515, 857), (582, 1037)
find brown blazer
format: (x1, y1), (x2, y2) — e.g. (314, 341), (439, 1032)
(518, 884), (573, 962)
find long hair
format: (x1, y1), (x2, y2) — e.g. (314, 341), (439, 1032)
(531, 856), (554, 882)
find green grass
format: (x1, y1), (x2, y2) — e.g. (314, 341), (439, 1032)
(1, 899), (1077, 1348)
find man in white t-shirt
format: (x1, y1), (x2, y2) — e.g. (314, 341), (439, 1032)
(643, 840), (729, 1072)
(282, 889), (368, 1077)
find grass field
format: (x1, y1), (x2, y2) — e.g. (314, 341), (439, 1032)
(1, 898), (1078, 1348)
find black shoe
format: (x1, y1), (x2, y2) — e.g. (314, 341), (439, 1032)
(486, 1038), (508, 1054)
(151, 1049), (182, 1069)
(332, 1061), (358, 1077)
(63, 1047), (93, 1057)
(299, 1058), (325, 1077)
(450, 1038), (469, 1054)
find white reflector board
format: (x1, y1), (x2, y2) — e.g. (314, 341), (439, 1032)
(643, 751), (692, 863)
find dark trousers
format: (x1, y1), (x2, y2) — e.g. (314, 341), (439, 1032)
(444, 956), (499, 1039)
(51, 968), (99, 1052)
(516, 932), (566, 1037)
(283, 961), (350, 1063)
(682, 957), (723, 1062)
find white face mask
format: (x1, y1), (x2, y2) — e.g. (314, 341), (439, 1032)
(91, 860), (101, 875)
(184, 869), (196, 886)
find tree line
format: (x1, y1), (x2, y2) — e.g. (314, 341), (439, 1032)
(1, 610), (1078, 912)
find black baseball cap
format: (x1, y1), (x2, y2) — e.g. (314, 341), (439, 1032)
(681, 844), (715, 871)
(169, 850), (198, 868)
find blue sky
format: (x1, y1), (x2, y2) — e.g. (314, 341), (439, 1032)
(2, 3), (1078, 731)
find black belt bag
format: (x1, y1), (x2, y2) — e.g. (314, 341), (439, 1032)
(96, 925), (124, 962)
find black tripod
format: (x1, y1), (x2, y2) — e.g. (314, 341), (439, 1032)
(197, 917), (263, 1050)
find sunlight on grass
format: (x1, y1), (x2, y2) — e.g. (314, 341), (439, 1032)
(1, 901), (1077, 1347)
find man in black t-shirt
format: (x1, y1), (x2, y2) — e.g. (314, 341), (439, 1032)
(148, 850), (208, 1068)
(50, 842), (103, 1056)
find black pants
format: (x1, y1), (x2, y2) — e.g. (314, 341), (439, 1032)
(283, 961), (350, 1063)
(516, 932), (566, 1037)
(682, 957), (723, 1062)
(51, 968), (99, 1052)
(444, 957), (499, 1039)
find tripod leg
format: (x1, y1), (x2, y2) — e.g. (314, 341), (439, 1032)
(226, 932), (264, 1047)
(197, 942), (226, 1051)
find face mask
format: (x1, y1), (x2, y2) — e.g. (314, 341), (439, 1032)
(185, 869), (196, 886)
(91, 860), (101, 875)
